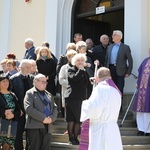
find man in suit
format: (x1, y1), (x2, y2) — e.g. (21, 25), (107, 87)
(24, 73), (58, 150)
(105, 30), (133, 99)
(24, 38), (36, 60)
(10, 59), (34, 150)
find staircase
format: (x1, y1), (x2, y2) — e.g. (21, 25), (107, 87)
(51, 116), (150, 150)
(51, 94), (150, 150)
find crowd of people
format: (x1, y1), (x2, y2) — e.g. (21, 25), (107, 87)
(0, 30), (149, 150)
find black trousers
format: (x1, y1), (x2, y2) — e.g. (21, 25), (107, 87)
(14, 114), (25, 150)
(26, 127), (51, 150)
(109, 65), (124, 95)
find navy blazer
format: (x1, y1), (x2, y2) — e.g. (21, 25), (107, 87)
(10, 72), (34, 112)
(24, 46), (36, 60)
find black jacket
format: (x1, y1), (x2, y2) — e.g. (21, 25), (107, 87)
(36, 58), (56, 95)
(0, 92), (21, 121)
(66, 66), (90, 100)
(10, 72), (34, 112)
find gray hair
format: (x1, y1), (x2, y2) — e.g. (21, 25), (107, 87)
(19, 59), (32, 68)
(66, 49), (77, 57)
(100, 34), (109, 42)
(33, 73), (46, 86)
(76, 41), (86, 51)
(66, 43), (76, 51)
(34, 73), (46, 81)
(71, 53), (87, 66)
(113, 30), (123, 39)
(35, 46), (41, 54)
(25, 38), (34, 45)
(28, 59), (36, 64)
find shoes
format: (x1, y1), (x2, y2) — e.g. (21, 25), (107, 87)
(74, 138), (80, 145)
(137, 131), (144, 136)
(145, 133), (150, 136)
(68, 138), (79, 145)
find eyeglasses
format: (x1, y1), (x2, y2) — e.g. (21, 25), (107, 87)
(36, 80), (48, 85)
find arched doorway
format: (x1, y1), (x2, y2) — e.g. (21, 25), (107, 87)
(71, 0), (124, 45)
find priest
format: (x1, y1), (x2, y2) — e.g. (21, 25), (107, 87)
(133, 49), (150, 136)
(80, 67), (123, 150)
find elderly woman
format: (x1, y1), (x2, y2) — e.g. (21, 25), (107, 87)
(59, 49), (77, 108)
(0, 74), (20, 150)
(65, 53), (90, 145)
(76, 41), (94, 97)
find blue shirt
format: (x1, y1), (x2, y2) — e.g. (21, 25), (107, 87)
(110, 42), (121, 64)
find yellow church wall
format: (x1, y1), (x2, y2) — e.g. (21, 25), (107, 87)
(10, 0), (46, 61)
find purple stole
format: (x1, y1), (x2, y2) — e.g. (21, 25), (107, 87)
(79, 79), (121, 150)
(136, 59), (150, 111)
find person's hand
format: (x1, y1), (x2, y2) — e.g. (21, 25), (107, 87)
(78, 65), (84, 70)
(94, 60), (100, 66)
(20, 110), (24, 116)
(90, 77), (96, 84)
(125, 74), (130, 78)
(43, 117), (52, 124)
(5, 109), (14, 119)
(86, 63), (91, 67)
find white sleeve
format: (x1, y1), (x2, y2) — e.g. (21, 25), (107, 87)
(59, 66), (68, 87)
(80, 85), (105, 122)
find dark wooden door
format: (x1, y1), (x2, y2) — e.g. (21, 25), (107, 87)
(72, 19), (111, 45)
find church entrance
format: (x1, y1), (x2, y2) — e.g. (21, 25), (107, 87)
(71, 0), (124, 45)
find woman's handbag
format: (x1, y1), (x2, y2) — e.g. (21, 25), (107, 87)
(0, 118), (18, 139)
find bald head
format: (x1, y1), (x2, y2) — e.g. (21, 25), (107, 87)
(100, 34), (109, 47)
(97, 67), (111, 81)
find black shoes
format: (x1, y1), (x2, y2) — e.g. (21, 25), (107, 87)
(137, 131), (150, 136)
(69, 137), (79, 145)
(137, 131), (144, 136)
(145, 133), (150, 136)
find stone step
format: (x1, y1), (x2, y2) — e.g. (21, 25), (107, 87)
(51, 142), (150, 150)
(120, 127), (138, 136)
(53, 119), (136, 128)
(122, 136), (150, 145)
(52, 126), (138, 136)
(123, 145), (150, 150)
(51, 133), (150, 145)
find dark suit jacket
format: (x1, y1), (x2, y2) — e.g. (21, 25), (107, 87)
(24, 87), (58, 133)
(10, 72), (34, 112)
(91, 44), (107, 66)
(24, 46), (36, 60)
(105, 43), (133, 76)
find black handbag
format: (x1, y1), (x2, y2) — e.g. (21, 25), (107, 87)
(0, 118), (18, 139)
